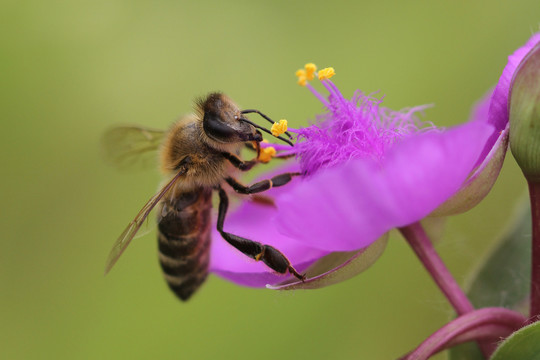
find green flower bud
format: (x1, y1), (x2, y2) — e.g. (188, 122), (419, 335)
(510, 43), (540, 182)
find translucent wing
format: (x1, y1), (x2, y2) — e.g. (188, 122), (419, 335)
(104, 161), (190, 275)
(101, 125), (166, 171)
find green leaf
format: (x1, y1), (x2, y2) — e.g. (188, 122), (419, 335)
(490, 322), (540, 360)
(448, 201), (532, 360)
(466, 203), (531, 310)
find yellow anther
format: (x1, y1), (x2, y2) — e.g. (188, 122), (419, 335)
(318, 67), (336, 80)
(295, 69), (308, 86)
(271, 119), (288, 136)
(258, 146), (276, 163)
(304, 63), (317, 80)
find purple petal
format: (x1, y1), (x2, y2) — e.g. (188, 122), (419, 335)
(213, 261), (315, 288)
(490, 33), (540, 130)
(468, 33), (540, 170)
(275, 120), (494, 252)
(432, 34), (540, 216)
(483, 33), (540, 148)
(431, 92), (509, 216)
(468, 90), (498, 171)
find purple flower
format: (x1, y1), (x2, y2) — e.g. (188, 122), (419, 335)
(210, 33), (540, 289)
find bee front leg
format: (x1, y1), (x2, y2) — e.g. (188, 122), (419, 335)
(222, 152), (258, 171)
(216, 187), (305, 281)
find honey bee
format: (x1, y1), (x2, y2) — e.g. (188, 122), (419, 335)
(103, 93), (305, 301)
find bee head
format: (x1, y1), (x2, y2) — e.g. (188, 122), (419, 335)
(200, 93), (262, 144)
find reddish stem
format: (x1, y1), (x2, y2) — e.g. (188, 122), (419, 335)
(529, 180), (540, 321)
(403, 308), (526, 360)
(399, 222), (495, 358)
(399, 222), (474, 315)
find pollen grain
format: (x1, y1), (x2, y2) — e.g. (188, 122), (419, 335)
(304, 63), (317, 80)
(318, 67), (336, 80)
(271, 119), (288, 136)
(295, 69), (307, 86)
(258, 146), (276, 163)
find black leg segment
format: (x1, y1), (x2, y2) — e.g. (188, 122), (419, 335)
(226, 172), (300, 195)
(222, 152), (257, 171)
(216, 187), (305, 281)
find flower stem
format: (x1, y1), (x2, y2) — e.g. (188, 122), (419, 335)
(399, 222), (494, 358)
(402, 308), (526, 360)
(529, 180), (540, 321)
(399, 222), (474, 315)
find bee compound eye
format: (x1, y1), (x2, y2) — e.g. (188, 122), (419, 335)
(203, 112), (237, 142)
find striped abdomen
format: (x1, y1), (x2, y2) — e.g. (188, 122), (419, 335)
(157, 187), (212, 301)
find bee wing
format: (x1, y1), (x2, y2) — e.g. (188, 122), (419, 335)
(104, 162), (190, 274)
(101, 125), (166, 171)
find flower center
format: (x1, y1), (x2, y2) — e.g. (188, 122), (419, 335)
(292, 63), (437, 176)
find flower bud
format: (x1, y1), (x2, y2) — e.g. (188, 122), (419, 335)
(510, 43), (540, 182)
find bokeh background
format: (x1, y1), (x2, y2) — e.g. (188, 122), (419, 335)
(2, 1), (539, 359)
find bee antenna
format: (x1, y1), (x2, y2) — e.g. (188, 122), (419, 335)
(240, 109), (293, 139)
(238, 118), (294, 147)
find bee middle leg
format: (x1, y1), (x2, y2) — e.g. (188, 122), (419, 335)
(225, 173), (300, 194)
(216, 187), (305, 281)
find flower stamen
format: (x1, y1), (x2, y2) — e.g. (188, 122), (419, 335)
(318, 67), (336, 80)
(305, 63), (317, 80)
(296, 63), (319, 86)
(293, 64), (437, 176)
(296, 69), (308, 86)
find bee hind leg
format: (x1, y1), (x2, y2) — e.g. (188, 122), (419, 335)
(216, 187), (305, 282)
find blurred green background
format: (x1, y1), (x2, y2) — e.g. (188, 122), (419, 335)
(2, 1), (538, 359)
